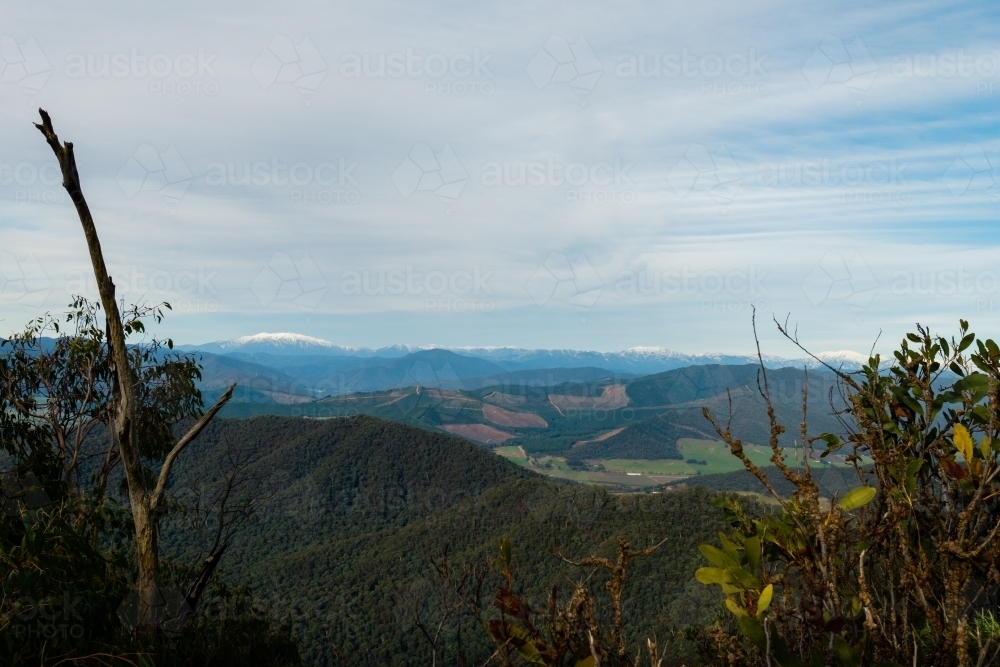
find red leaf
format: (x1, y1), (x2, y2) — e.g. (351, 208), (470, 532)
(942, 458), (968, 480)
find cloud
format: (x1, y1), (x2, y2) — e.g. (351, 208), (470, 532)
(1, 1), (998, 352)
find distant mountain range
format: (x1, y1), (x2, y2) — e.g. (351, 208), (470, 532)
(3, 332), (867, 405)
(180, 333), (869, 376)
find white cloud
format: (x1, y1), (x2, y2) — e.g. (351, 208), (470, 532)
(0, 1), (998, 352)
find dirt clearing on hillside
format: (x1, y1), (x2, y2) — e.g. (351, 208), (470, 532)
(548, 384), (629, 412)
(483, 391), (527, 407)
(572, 426), (625, 448)
(442, 423), (516, 444)
(483, 404), (548, 428)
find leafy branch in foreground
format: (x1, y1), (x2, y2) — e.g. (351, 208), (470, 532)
(695, 315), (1000, 667)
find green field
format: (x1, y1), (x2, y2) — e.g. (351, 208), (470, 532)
(494, 438), (833, 487)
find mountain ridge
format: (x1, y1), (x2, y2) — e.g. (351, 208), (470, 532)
(179, 332), (869, 374)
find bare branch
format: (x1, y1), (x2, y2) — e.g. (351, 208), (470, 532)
(150, 383), (236, 513)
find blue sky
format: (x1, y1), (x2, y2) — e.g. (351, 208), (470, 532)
(2, 0), (1000, 356)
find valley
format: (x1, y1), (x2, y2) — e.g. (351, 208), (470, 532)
(198, 339), (852, 489)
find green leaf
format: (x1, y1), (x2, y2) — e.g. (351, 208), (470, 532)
(956, 372), (990, 398)
(517, 642), (545, 665)
(839, 486), (876, 512)
(817, 433), (842, 457)
(500, 536), (512, 567)
(757, 584), (773, 617)
(718, 532), (740, 560)
(738, 615), (766, 649)
(699, 543), (738, 569)
(850, 596), (863, 617)
(744, 536), (761, 571)
(833, 635), (863, 667)
(695, 567), (734, 585)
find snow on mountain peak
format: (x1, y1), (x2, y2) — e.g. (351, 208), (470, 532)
(622, 346), (678, 355)
(224, 333), (337, 348)
(816, 350), (869, 365)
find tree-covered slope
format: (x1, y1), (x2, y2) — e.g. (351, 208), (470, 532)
(160, 415), (732, 666)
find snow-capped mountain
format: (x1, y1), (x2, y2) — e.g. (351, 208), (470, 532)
(181, 334), (868, 373)
(181, 333), (374, 357)
(816, 350), (870, 367)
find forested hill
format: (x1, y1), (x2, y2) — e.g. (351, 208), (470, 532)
(161, 415), (734, 666)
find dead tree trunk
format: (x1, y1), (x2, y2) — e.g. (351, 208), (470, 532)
(35, 108), (235, 626)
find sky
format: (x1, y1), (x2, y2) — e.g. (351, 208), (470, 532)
(1, 1), (1000, 356)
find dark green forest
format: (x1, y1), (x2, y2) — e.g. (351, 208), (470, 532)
(160, 415), (735, 665)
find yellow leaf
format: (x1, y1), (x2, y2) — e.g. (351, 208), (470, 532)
(725, 597), (748, 618)
(981, 436), (991, 458)
(955, 424), (974, 463)
(756, 584), (773, 617)
(839, 486), (876, 512)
